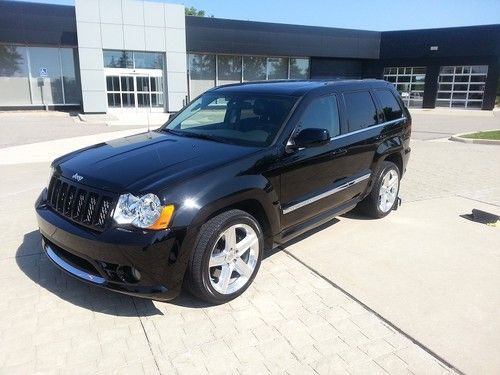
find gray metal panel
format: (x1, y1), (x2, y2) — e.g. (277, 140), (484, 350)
(186, 17), (381, 59)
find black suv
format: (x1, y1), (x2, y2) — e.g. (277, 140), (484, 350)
(36, 80), (411, 304)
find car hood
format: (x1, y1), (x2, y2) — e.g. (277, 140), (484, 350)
(55, 130), (259, 193)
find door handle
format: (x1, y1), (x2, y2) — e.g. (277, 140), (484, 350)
(331, 148), (347, 156)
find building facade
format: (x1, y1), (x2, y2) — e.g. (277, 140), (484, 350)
(0, 0), (499, 113)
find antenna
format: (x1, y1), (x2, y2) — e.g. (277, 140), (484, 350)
(147, 110), (150, 133)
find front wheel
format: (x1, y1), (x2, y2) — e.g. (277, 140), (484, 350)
(185, 209), (263, 304)
(358, 161), (400, 218)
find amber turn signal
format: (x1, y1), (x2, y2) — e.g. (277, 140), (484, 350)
(148, 205), (175, 230)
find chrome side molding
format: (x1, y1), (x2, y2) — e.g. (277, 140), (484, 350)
(282, 173), (371, 214)
(330, 117), (407, 141)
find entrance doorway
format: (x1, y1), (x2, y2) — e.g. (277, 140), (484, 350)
(105, 70), (165, 112)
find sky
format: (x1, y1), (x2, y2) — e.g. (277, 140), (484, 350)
(10, 0), (500, 31)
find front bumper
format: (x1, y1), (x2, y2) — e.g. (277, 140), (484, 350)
(35, 191), (184, 301)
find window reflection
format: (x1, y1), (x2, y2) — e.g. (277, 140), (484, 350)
(217, 55), (242, 84)
(60, 48), (80, 104)
(187, 54), (310, 100)
(267, 57), (288, 80)
(289, 58), (309, 79)
(0, 45), (31, 105)
(29, 47), (64, 104)
(104, 50), (133, 68)
(243, 56), (266, 81)
(189, 54), (216, 98)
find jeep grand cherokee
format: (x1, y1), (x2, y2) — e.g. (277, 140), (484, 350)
(36, 80), (411, 304)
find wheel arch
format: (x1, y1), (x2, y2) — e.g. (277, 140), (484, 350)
(202, 198), (274, 250)
(383, 152), (403, 176)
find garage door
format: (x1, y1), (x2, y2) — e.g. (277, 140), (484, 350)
(436, 65), (488, 109)
(383, 67), (426, 108)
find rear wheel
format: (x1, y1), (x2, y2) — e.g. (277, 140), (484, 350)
(185, 209), (263, 304)
(358, 161), (400, 218)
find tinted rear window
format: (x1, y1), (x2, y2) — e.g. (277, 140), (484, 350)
(343, 91), (378, 132)
(375, 90), (403, 121)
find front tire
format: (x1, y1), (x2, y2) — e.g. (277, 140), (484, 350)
(185, 209), (263, 304)
(359, 161), (400, 219)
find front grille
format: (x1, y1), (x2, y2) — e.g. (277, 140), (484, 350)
(47, 176), (115, 231)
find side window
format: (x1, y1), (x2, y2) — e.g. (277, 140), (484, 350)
(298, 95), (340, 138)
(343, 91), (378, 132)
(375, 90), (403, 121)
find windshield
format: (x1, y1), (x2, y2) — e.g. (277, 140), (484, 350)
(161, 92), (297, 147)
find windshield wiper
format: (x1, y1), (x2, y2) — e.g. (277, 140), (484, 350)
(162, 128), (227, 143)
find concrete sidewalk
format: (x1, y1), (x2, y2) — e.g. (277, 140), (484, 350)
(286, 138), (500, 374)
(410, 109), (500, 140)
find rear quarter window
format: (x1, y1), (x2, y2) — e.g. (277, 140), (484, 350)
(343, 91), (378, 132)
(375, 90), (404, 121)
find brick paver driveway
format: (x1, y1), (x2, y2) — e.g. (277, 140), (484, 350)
(0, 160), (456, 374)
(7, 109), (496, 375)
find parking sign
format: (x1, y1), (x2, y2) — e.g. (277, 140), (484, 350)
(39, 67), (48, 78)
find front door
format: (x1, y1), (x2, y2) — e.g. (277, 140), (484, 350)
(280, 94), (364, 229)
(106, 71), (165, 112)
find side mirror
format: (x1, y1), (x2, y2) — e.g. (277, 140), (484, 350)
(293, 128), (330, 148)
(168, 113), (176, 120)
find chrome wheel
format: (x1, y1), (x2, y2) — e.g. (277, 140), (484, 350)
(208, 224), (259, 295)
(378, 168), (399, 213)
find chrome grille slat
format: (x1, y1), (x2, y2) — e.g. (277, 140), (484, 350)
(46, 177), (114, 232)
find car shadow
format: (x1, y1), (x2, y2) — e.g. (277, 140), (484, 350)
(16, 230), (169, 316)
(269, 217), (341, 253)
(341, 210), (373, 221)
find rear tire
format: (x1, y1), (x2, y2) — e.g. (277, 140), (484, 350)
(185, 209), (263, 304)
(358, 161), (400, 219)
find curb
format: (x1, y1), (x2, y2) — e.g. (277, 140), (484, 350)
(450, 130), (500, 145)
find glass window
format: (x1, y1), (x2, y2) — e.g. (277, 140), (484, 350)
(60, 48), (80, 104)
(121, 76), (134, 92)
(0, 44), (31, 105)
(164, 93), (297, 147)
(217, 55), (242, 84)
(150, 76), (163, 92)
(29, 47), (63, 105)
(298, 95), (340, 137)
(289, 58), (309, 79)
(344, 91), (378, 131)
(121, 92), (135, 107)
(267, 57), (288, 80)
(136, 76), (149, 92)
(107, 93), (121, 108)
(189, 54), (215, 98)
(243, 56), (266, 81)
(375, 90), (403, 121)
(106, 76), (120, 91)
(152, 93), (164, 107)
(103, 50), (133, 68)
(134, 52), (164, 69)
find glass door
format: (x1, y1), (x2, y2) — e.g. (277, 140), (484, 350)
(106, 71), (164, 112)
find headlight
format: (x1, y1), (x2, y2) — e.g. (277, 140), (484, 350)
(113, 193), (175, 230)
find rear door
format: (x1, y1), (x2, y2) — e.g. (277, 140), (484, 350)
(330, 90), (381, 203)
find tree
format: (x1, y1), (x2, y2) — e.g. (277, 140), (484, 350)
(0, 45), (24, 76)
(185, 6), (207, 17)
